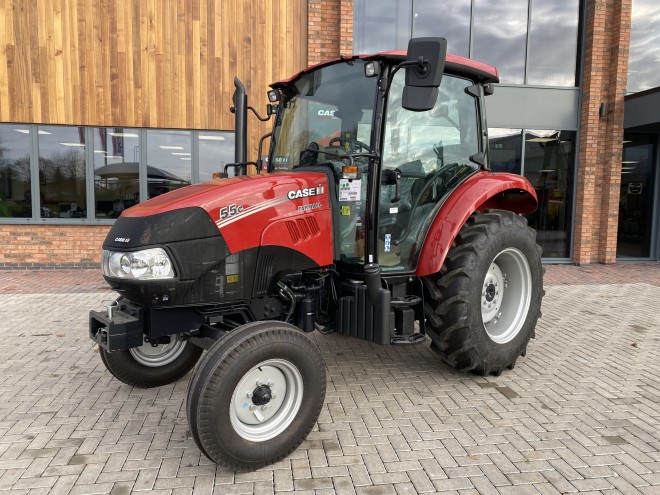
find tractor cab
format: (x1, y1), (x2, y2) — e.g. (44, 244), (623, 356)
(265, 41), (494, 275)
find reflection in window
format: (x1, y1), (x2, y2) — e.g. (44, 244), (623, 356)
(472, 0), (528, 84)
(413, 0), (470, 57)
(145, 130), (192, 198)
(0, 125), (32, 218)
(37, 126), (87, 219)
(199, 132), (235, 182)
(94, 128), (141, 218)
(627, 0), (660, 93)
(527, 0), (579, 86)
(488, 128), (522, 174)
(524, 130), (575, 258)
(354, 0), (411, 53)
(355, 1), (582, 88)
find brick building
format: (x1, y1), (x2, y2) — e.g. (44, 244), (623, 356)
(0, 0), (658, 267)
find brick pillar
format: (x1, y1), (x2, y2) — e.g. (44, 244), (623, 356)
(574, 0), (632, 264)
(307, 0), (353, 66)
(339, 0), (354, 56)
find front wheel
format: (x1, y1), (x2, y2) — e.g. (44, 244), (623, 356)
(99, 336), (202, 388)
(186, 321), (326, 470)
(423, 210), (544, 376)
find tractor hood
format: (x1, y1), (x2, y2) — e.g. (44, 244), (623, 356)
(115, 171), (333, 259)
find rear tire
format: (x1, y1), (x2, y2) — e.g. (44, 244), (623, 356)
(423, 210), (543, 376)
(99, 337), (202, 388)
(186, 321), (326, 470)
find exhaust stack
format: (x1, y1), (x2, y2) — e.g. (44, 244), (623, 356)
(233, 77), (248, 172)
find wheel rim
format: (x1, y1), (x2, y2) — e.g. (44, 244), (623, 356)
(481, 247), (532, 344)
(230, 359), (304, 442)
(129, 338), (187, 367)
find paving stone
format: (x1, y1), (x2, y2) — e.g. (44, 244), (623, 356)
(0, 267), (658, 494)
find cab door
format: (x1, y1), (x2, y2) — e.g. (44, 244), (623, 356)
(378, 71), (482, 271)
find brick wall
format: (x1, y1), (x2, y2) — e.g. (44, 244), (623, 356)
(0, 225), (110, 269)
(574, 0), (632, 264)
(307, 0), (353, 65)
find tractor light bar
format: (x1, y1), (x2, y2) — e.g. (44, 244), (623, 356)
(102, 248), (175, 280)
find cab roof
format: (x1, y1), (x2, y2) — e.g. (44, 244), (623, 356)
(272, 50), (499, 89)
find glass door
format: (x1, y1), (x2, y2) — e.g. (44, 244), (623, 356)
(378, 72), (480, 271)
(617, 134), (657, 258)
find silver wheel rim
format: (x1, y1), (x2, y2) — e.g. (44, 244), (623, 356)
(230, 359), (304, 442)
(129, 338), (187, 367)
(481, 247), (532, 344)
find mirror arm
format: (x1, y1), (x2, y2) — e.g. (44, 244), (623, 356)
(383, 58), (429, 102)
(257, 132), (273, 173)
(247, 106), (271, 122)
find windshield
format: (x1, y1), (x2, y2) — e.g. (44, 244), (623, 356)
(270, 60), (378, 171)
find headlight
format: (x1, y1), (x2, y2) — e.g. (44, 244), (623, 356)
(102, 248), (175, 280)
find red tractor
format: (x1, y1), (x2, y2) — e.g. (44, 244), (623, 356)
(89, 38), (543, 470)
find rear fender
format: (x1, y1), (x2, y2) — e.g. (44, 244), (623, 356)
(415, 171), (537, 277)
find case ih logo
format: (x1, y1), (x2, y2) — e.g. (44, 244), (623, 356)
(114, 237), (131, 243)
(287, 185), (325, 200)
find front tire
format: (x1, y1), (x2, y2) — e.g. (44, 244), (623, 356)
(423, 210), (544, 376)
(99, 336), (202, 388)
(186, 321), (326, 470)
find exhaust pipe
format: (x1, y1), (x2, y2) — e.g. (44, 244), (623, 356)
(233, 77), (248, 171)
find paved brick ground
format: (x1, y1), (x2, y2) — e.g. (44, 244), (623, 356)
(0, 264), (658, 494)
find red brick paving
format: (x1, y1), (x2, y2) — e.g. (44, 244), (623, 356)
(544, 262), (660, 286)
(0, 262), (658, 294)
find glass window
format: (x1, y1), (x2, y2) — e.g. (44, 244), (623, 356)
(472, 0), (528, 84)
(627, 0), (660, 93)
(271, 61), (377, 172)
(37, 126), (87, 219)
(145, 130), (192, 199)
(199, 132), (235, 182)
(0, 125), (32, 218)
(488, 128), (522, 174)
(527, 0), (579, 86)
(413, 0), (470, 57)
(380, 72), (480, 269)
(354, 0), (411, 53)
(93, 128), (141, 219)
(524, 130), (576, 258)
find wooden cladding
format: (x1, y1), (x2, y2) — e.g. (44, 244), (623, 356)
(0, 0), (307, 144)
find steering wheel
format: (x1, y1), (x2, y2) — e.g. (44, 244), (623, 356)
(414, 163), (465, 206)
(394, 163), (466, 252)
(328, 136), (371, 153)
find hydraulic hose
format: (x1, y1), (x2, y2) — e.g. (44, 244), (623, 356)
(277, 281), (297, 323)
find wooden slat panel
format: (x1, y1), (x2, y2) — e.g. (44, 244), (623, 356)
(0, 0), (308, 158)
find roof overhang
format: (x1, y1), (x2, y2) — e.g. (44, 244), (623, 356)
(624, 86), (660, 131)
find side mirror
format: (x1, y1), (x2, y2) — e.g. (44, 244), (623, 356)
(402, 37), (447, 112)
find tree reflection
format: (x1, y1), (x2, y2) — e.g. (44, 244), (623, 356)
(39, 149), (86, 218)
(0, 133), (32, 218)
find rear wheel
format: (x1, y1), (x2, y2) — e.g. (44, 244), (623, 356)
(423, 210), (543, 375)
(186, 321), (326, 470)
(99, 336), (202, 388)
